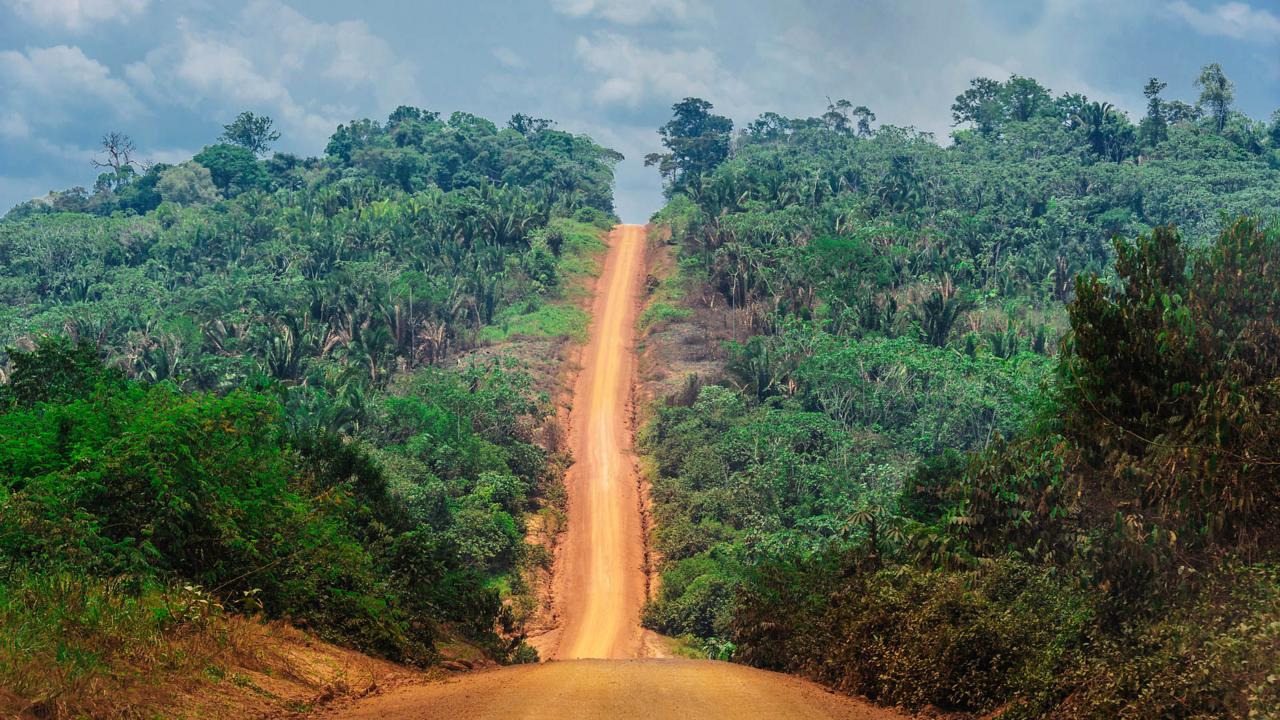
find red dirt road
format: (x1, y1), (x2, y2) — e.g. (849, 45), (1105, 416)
(546, 222), (649, 660)
(317, 225), (910, 719)
(323, 659), (907, 719)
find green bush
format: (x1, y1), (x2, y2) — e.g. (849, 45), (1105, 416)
(639, 301), (692, 331)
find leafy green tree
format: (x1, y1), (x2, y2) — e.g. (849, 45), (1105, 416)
(951, 77), (1004, 133)
(1140, 77), (1168, 146)
(507, 113), (555, 136)
(744, 112), (791, 142)
(1195, 62), (1235, 132)
(1164, 99), (1202, 125)
(218, 111), (281, 156)
(157, 162), (220, 206)
(909, 280), (972, 347)
(192, 143), (269, 196)
(1001, 75), (1051, 122)
(645, 98), (733, 196)
(823, 99), (876, 137)
(1, 336), (121, 406)
(1069, 100), (1135, 160)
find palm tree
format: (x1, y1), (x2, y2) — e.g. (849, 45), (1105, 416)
(1070, 101), (1122, 158)
(910, 276), (973, 347)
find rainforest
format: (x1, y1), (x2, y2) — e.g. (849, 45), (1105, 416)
(1, 2), (1279, 718)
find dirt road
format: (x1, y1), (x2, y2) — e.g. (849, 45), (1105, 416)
(318, 225), (908, 719)
(322, 659), (906, 719)
(544, 223), (649, 660)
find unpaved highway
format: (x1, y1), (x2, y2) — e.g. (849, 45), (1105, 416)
(319, 225), (909, 719)
(547, 222), (649, 660)
(324, 659), (907, 719)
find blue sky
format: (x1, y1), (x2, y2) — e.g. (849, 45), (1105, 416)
(1, 0), (1278, 221)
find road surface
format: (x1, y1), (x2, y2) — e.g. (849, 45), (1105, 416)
(319, 225), (908, 719)
(547, 222), (648, 660)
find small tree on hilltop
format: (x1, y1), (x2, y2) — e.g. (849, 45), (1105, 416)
(219, 111), (281, 157)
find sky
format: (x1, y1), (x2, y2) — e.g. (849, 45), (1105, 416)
(1, 0), (1278, 222)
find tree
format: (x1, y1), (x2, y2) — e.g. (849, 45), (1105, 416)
(1195, 63), (1234, 133)
(91, 131), (139, 174)
(1002, 75), (1051, 122)
(157, 162), (220, 206)
(910, 277), (972, 347)
(951, 77), (1004, 133)
(1070, 101), (1135, 161)
(1, 336), (122, 406)
(645, 98), (733, 196)
(193, 143), (269, 197)
(507, 113), (555, 136)
(90, 131), (141, 191)
(1164, 100), (1202, 125)
(219, 111), (281, 156)
(1140, 77), (1168, 146)
(823, 99), (876, 137)
(387, 105), (439, 127)
(744, 112), (792, 142)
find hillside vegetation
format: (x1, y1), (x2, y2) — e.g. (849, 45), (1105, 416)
(0, 108), (618, 717)
(641, 68), (1280, 717)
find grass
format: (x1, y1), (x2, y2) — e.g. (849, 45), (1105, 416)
(553, 218), (608, 282)
(637, 251), (692, 333)
(0, 565), (394, 719)
(478, 218), (607, 345)
(639, 301), (692, 332)
(478, 302), (590, 344)
(0, 566), (248, 718)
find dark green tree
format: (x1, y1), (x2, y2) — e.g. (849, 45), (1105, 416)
(219, 111), (281, 156)
(507, 113), (555, 136)
(1002, 75), (1051, 122)
(910, 279), (972, 347)
(1140, 77), (1168, 146)
(951, 77), (1004, 133)
(193, 143), (269, 196)
(645, 98), (733, 196)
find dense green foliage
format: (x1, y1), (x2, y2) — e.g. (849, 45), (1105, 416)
(644, 69), (1280, 717)
(2, 107), (620, 397)
(0, 106), (618, 708)
(0, 338), (548, 660)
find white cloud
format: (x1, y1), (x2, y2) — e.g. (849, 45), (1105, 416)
(0, 45), (141, 119)
(551, 0), (706, 25)
(574, 32), (748, 109)
(493, 47), (526, 69)
(1167, 1), (1280, 40)
(125, 1), (421, 149)
(734, 0), (1143, 140)
(6, 0), (150, 32)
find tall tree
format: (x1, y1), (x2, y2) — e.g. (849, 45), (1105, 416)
(219, 111), (281, 157)
(1140, 77), (1168, 146)
(824, 99), (876, 137)
(1002, 75), (1051, 122)
(645, 98), (733, 196)
(951, 77), (1004, 133)
(1195, 63), (1234, 133)
(90, 131), (141, 192)
(91, 131), (138, 175)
